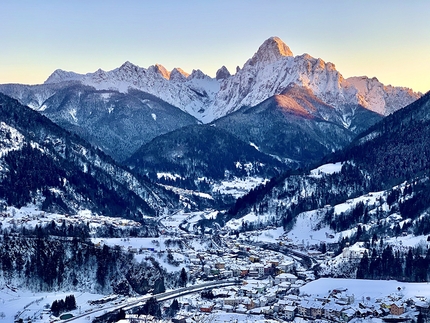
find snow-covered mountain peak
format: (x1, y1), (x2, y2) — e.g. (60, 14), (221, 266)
(119, 60), (137, 70)
(153, 64), (171, 80)
(44, 69), (83, 84)
(170, 68), (190, 81)
(114, 61), (144, 79)
(114, 61), (143, 78)
(346, 76), (421, 115)
(189, 69), (210, 80)
(91, 68), (109, 82)
(248, 36), (293, 66)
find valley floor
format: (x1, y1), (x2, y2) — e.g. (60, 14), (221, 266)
(2, 197), (430, 323)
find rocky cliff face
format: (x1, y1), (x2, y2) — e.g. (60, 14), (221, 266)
(210, 37), (420, 122)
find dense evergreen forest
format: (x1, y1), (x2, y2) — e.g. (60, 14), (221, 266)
(1, 144), (156, 220)
(356, 245), (430, 282)
(0, 226), (166, 294)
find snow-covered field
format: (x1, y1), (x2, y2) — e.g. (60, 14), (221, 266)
(212, 176), (269, 199)
(0, 205), (142, 232)
(92, 236), (188, 273)
(0, 287), (104, 323)
(226, 210), (276, 232)
(309, 162), (343, 178)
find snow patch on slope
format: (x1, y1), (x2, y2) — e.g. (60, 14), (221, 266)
(0, 122), (25, 157)
(250, 142), (259, 151)
(212, 176), (269, 199)
(309, 162), (343, 178)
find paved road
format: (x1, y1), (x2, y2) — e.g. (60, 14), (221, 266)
(253, 241), (319, 270)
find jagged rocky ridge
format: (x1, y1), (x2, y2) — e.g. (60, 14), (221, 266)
(211, 37), (419, 121)
(35, 36), (420, 123)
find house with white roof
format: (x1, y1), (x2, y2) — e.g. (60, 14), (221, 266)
(278, 260), (294, 272)
(282, 305), (297, 321)
(275, 273), (297, 284)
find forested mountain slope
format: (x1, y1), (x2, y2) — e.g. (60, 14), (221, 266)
(0, 83), (199, 162)
(225, 91), (430, 253)
(214, 84), (382, 164)
(126, 124), (286, 205)
(0, 93), (179, 219)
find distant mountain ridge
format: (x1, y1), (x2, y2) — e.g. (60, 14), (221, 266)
(0, 83), (199, 162)
(44, 61), (220, 121)
(39, 36), (420, 123)
(0, 36), (421, 167)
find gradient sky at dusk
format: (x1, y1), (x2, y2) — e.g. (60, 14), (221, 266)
(1, 1), (429, 92)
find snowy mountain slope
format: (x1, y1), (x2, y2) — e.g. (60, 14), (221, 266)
(0, 93), (180, 218)
(0, 82), (77, 111)
(0, 83), (200, 162)
(29, 36), (419, 124)
(211, 37), (420, 121)
(347, 76), (420, 115)
(45, 61), (220, 120)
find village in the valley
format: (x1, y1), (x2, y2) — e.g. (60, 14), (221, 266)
(2, 206), (430, 323)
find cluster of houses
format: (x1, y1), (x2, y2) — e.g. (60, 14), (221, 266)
(164, 282), (427, 323)
(186, 242), (298, 282)
(292, 289), (429, 322)
(152, 232), (428, 323)
(172, 276), (302, 320)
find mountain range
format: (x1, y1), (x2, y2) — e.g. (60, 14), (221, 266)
(0, 37), (420, 167)
(0, 36), (422, 209)
(26, 37), (419, 123)
(224, 91), (430, 275)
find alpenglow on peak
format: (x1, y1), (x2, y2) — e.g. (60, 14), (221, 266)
(249, 36), (293, 65)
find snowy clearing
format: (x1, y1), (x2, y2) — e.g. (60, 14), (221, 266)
(309, 162), (343, 178)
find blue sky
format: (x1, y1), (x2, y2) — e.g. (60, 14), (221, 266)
(1, 0), (429, 92)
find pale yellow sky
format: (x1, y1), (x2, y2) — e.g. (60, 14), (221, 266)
(1, 1), (429, 93)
